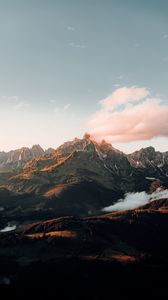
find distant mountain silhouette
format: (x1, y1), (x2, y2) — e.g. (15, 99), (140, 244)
(0, 145), (55, 172)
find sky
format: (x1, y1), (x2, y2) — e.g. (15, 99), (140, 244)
(0, 0), (168, 153)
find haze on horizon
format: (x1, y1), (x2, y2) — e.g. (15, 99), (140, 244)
(0, 0), (168, 153)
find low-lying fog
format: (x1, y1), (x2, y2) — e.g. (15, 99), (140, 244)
(0, 224), (17, 232)
(103, 189), (168, 212)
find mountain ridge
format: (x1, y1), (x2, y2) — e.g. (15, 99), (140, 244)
(0, 145), (55, 172)
(0, 134), (167, 217)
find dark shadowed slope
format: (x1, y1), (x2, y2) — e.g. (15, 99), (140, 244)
(0, 197), (168, 300)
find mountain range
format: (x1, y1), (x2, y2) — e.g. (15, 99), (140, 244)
(0, 145), (55, 172)
(0, 134), (167, 217)
(0, 134), (168, 299)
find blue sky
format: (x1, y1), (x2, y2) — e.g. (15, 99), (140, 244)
(0, 0), (168, 152)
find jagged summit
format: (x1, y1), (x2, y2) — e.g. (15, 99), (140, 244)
(55, 134), (118, 158)
(31, 144), (44, 152)
(0, 145), (48, 172)
(83, 133), (91, 140)
(0, 136), (168, 176)
(0, 144), (56, 172)
(128, 146), (168, 169)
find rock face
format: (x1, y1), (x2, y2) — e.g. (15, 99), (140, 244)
(128, 147), (168, 182)
(128, 147), (168, 169)
(0, 145), (55, 172)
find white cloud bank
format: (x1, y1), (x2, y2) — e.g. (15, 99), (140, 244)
(87, 86), (168, 143)
(103, 189), (168, 212)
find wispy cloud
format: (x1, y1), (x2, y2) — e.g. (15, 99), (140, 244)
(133, 43), (140, 48)
(49, 99), (56, 103)
(67, 26), (76, 32)
(0, 96), (30, 111)
(117, 75), (124, 80)
(163, 56), (168, 62)
(163, 34), (168, 39)
(50, 100), (71, 112)
(0, 95), (19, 101)
(63, 103), (71, 110)
(13, 101), (30, 111)
(101, 86), (149, 109)
(68, 42), (87, 49)
(87, 86), (168, 143)
(54, 103), (71, 113)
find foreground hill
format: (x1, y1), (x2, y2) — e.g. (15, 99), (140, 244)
(0, 197), (167, 299)
(16, 197), (168, 256)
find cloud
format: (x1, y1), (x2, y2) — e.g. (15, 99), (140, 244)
(63, 103), (71, 110)
(133, 43), (140, 48)
(54, 103), (71, 113)
(68, 42), (86, 49)
(49, 100), (71, 112)
(102, 189), (168, 212)
(163, 56), (168, 62)
(0, 95), (19, 102)
(117, 75), (124, 80)
(49, 99), (56, 103)
(0, 96), (29, 111)
(7, 96), (19, 101)
(101, 87), (149, 109)
(113, 84), (120, 88)
(13, 101), (29, 111)
(87, 87), (168, 143)
(67, 26), (76, 32)
(163, 34), (168, 39)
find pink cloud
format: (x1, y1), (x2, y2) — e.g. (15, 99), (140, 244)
(88, 87), (168, 143)
(101, 86), (149, 109)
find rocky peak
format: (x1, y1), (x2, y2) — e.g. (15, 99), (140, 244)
(0, 145), (45, 171)
(53, 135), (124, 163)
(98, 140), (120, 154)
(83, 133), (91, 140)
(55, 135), (94, 157)
(31, 145), (44, 157)
(128, 146), (168, 169)
(45, 148), (55, 155)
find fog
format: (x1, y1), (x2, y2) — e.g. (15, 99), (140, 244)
(103, 189), (168, 212)
(0, 224), (16, 232)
